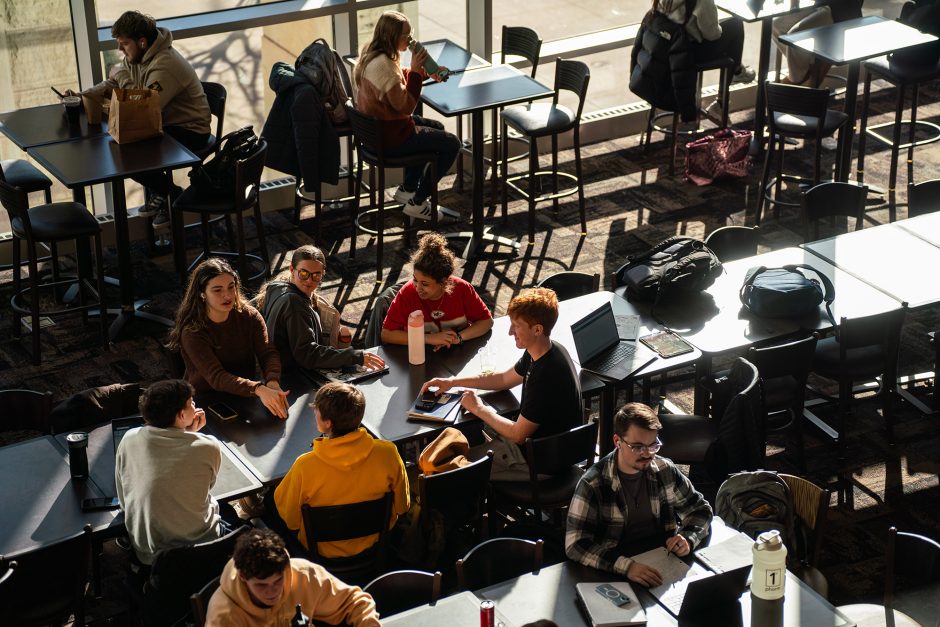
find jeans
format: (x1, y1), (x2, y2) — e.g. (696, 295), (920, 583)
(385, 115), (461, 204)
(692, 17), (746, 69)
(132, 125), (211, 197)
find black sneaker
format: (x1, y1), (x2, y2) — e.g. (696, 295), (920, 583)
(138, 194), (165, 218)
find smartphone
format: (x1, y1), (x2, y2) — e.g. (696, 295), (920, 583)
(595, 583), (632, 607)
(208, 402), (238, 421)
(81, 496), (121, 512)
(415, 391), (439, 411)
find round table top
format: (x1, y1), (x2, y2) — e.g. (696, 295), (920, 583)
(838, 603), (921, 627)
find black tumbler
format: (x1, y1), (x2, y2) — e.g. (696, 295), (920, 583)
(66, 432), (89, 479)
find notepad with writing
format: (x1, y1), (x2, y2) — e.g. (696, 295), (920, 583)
(407, 391), (461, 423)
(576, 582), (646, 626)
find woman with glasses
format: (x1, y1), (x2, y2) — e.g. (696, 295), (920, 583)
(257, 245), (385, 372)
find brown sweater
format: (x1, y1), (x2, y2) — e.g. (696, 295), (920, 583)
(355, 53), (423, 148)
(181, 305), (282, 396)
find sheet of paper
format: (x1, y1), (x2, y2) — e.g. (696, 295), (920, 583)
(694, 532), (754, 573)
(629, 546), (697, 596)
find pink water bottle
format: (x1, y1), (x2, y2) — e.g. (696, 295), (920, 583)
(408, 310), (426, 365)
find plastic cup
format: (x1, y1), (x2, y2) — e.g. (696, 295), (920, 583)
(62, 95), (82, 125)
(478, 346), (494, 375)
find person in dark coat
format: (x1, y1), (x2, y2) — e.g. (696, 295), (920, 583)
(261, 61), (340, 189)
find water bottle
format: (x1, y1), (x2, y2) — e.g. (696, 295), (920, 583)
(66, 432), (89, 479)
(291, 603), (309, 626)
(408, 310), (426, 365)
(751, 530), (787, 600)
(407, 37), (449, 81)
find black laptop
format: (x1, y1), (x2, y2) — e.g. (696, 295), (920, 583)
(661, 565), (750, 619)
(571, 302), (657, 380)
(111, 415), (144, 454)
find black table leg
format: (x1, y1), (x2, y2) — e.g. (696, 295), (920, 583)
(837, 62), (861, 182)
(749, 19), (773, 157)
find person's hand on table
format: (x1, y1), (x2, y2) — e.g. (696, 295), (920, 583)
(256, 382), (290, 419)
(186, 407), (207, 433)
(428, 329), (458, 350)
(627, 561), (663, 587)
(421, 377), (456, 395)
(459, 390), (486, 416)
(665, 533), (691, 557)
(410, 47), (429, 76)
(362, 351), (385, 370)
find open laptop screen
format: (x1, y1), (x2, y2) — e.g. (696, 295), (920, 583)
(112, 416), (144, 455)
(571, 302), (620, 364)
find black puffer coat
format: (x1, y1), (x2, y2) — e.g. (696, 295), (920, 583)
(629, 10), (698, 122)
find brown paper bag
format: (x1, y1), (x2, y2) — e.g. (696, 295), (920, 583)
(108, 88), (162, 144)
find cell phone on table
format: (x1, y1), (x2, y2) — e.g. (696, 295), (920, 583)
(208, 402), (238, 421)
(595, 583), (632, 607)
(415, 391), (439, 411)
(81, 496), (121, 512)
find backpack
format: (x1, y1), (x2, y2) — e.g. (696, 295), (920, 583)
(715, 471), (796, 557)
(295, 38), (349, 125)
(615, 236), (723, 304)
(188, 126), (258, 197)
(740, 264), (836, 328)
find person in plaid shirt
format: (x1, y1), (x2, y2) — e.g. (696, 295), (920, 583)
(565, 402), (712, 587)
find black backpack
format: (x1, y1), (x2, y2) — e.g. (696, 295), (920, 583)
(715, 471), (796, 556)
(188, 126), (258, 197)
(740, 264), (836, 328)
(296, 38), (349, 126)
(616, 236), (723, 303)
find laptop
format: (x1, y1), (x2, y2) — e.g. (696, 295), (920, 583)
(660, 565), (750, 619)
(111, 415), (144, 454)
(571, 302), (657, 380)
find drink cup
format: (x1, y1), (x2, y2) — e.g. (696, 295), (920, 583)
(478, 346), (494, 374)
(66, 431), (89, 479)
(62, 95), (82, 125)
(82, 94), (102, 124)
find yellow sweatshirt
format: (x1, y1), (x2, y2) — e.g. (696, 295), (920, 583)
(206, 557), (380, 626)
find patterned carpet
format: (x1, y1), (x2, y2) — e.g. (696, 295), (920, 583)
(1, 78), (939, 621)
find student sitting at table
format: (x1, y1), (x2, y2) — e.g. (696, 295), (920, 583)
(116, 379), (240, 567)
(206, 528), (380, 626)
(421, 287), (581, 480)
(271, 382), (410, 557)
(256, 245), (385, 372)
(167, 258), (289, 419)
(382, 233), (493, 349)
(354, 10), (460, 221)
(565, 402), (713, 587)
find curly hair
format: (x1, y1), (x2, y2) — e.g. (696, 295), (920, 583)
(166, 258), (246, 351)
(233, 529), (290, 581)
(410, 233), (456, 291)
(354, 10), (409, 87)
(507, 287), (559, 335)
(110, 11), (158, 45)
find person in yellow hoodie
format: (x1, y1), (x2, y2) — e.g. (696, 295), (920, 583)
(272, 382), (410, 556)
(206, 528), (380, 626)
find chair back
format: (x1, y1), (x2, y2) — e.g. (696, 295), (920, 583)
(501, 26), (542, 77)
(333, 50), (356, 108)
(838, 308), (906, 353)
(346, 104), (384, 159)
(800, 182), (866, 241)
(0, 560), (15, 587)
(364, 280), (407, 348)
(200, 81), (228, 156)
(189, 576), (221, 627)
(554, 58), (591, 121)
(704, 225), (759, 262)
(144, 526), (248, 626)
(765, 82), (830, 137)
(527, 421), (597, 477)
(456, 537), (544, 591)
(363, 569), (442, 616)
(746, 335), (817, 384)
(419, 451), (493, 537)
(0, 525), (92, 626)
(233, 138), (268, 214)
(908, 179), (940, 218)
(712, 358), (765, 473)
(0, 388), (53, 435)
(885, 527), (940, 618)
(536, 271), (600, 301)
(780, 473), (830, 567)
(0, 179), (34, 239)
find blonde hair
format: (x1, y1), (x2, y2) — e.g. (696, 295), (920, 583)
(354, 10), (409, 87)
(166, 258), (246, 351)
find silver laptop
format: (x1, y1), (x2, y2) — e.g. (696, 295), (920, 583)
(571, 302), (656, 380)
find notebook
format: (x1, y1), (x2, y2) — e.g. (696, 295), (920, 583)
(571, 302), (656, 380)
(407, 390), (461, 423)
(576, 582), (646, 626)
(111, 416), (144, 454)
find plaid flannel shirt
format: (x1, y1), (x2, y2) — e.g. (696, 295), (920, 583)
(565, 451), (712, 576)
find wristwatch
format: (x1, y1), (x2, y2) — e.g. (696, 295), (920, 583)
(455, 330), (464, 345)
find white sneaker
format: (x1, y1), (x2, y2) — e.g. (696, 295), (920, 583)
(392, 186), (416, 205)
(732, 66), (756, 84)
(402, 198), (443, 221)
(821, 137), (838, 151)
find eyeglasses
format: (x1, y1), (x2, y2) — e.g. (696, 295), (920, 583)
(618, 438), (663, 454)
(296, 269), (323, 281)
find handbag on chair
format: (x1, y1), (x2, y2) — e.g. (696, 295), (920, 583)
(684, 128), (752, 186)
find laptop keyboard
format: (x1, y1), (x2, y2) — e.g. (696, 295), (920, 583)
(593, 342), (636, 370)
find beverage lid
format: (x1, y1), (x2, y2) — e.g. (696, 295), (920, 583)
(755, 529), (783, 550)
(63, 95), (82, 105)
(66, 431), (88, 444)
(408, 309), (424, 324)
(480, 600), (495, 609)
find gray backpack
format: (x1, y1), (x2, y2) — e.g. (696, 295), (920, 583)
(295, 38), (349, 125)
(715, 470), (796, 553)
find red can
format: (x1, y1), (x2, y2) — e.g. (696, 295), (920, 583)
(480, 600), (495, 627)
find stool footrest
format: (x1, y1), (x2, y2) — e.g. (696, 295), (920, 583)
(505, 171), (579, 203)
(864, 120), (940, 151)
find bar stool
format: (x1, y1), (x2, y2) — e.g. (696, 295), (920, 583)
(908, 178), (940, 217)
(345, 105), (439, 281)
(0, 180), (108, 365)
(856, 56), (940, 221)
(1, 160), (56, 273)
(756, 83), (849, 226)
(500, 58), (590, 244)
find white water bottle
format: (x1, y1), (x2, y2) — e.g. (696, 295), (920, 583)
(751, 530), (787, 600)
(408, 310), (426, 365)
(407, 37), (449, 81)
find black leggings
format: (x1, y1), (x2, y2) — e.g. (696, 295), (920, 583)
(132, 125), (211, 197)
(691, 17), (745, 70)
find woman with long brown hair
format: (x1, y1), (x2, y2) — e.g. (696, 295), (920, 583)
(167, 258), (289, 419)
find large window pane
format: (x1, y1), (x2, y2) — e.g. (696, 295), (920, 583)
(95, 0), (289, 24)
(493, 1), (637, 51)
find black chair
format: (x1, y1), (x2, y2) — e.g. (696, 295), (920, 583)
(419, 451), (494, 544)
(0, 525), (92, 626)
(301, 491), (394, 585)
(490, 421), (598, 526)
(908, 178), (940, 218)
(856, 53), (940, 221)
(363, 569), (442, 616)
(364, 280), (406, 348)
(190, 575), (220, 627)
(456, 537), (544, 591)
(757, 83), (850, 225)
(0, 159), (54, 272)
(535, 271), (600, 301)
(0, 389), (53, 438)
(704, 225), (759, 263)
(0, 179), (108, 365)
(812, 308), (906, 449)
(49, 382), (141, 434)
(838, 527), (940, 626)
(197, 81), (227, 159)
(346, 104), (439, 281)
(800, 181), (867, 242)
(780, 473), (831, 599)
(501, 58), (590, 243)
(746, 335), (818, 471)
(172, 138), (270, 284)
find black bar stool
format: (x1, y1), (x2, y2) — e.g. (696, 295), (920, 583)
(1, 159), (55, 273)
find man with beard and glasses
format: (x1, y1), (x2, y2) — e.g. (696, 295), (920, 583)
(565, 402), (712, 587)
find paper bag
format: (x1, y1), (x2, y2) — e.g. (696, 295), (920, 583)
(108, 88), (162, 144)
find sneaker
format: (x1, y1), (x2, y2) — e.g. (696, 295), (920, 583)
(138, 193), (165, 218)
(115, 535), (132, 551)
(821, 137), (839, 151)
(402, 197), (443, 221)
(732, 65), (756, 84)
(152, 206), (170, 228)
(392, 185), (416, 205)
(704, 99), (724, 122)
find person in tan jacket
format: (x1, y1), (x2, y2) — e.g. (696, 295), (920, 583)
(206, 529), (380, 626)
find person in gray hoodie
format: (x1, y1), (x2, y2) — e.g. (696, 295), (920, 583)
(257, 245), (385, 372)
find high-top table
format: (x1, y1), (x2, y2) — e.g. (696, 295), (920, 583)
(0, 103), (108, 149)
(779, 16), (937, 181)
(895, 210), (940, 249)
(381, 590), (515, 626)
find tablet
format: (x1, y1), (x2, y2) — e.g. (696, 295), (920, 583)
(640, 331), (695, 359)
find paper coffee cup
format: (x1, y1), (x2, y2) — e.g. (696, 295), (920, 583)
(82, 94), (102, 124)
